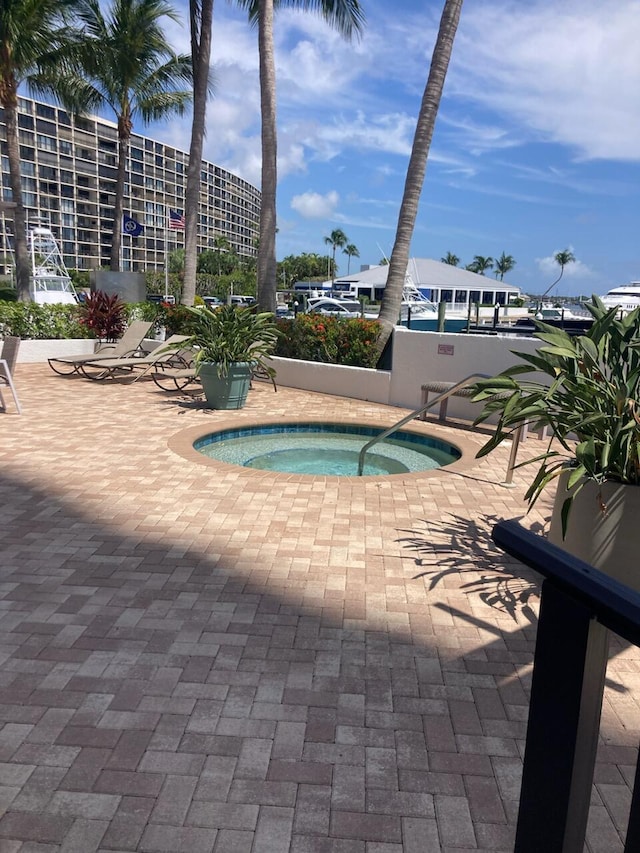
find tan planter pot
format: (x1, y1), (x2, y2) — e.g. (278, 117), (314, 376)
(549, 470), (640, 591)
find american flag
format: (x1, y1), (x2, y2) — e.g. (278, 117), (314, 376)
(168, 209), (185, 230)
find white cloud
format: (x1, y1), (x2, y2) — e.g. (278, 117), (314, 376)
(291, 190), (339, 219)
(452, 0), (640, 161)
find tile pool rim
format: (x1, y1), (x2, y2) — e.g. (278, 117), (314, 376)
(168, 416), (482, 483)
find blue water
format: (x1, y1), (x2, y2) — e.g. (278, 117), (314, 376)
(194, 423), (461, 476)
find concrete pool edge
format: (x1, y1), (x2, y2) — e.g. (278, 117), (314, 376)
(167, 415), (483, 483)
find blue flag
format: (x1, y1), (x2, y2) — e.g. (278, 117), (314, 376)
(122, 213), (143, 237)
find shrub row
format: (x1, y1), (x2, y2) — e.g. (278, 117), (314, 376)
(0, 300), (162, 340)
(274, 314), (380, 368)
(0, 300), (381, 368)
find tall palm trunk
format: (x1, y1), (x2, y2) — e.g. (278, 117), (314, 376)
(110, 119), (131, 271)
(3, 93), (30, 302)
(182, 0), (214, 306)
(376, 0), (463, 356)
(256, 0), (277, 313)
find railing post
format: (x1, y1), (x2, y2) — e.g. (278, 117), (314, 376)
(514, 579), (608, 853)
(503, 423), (523, 486)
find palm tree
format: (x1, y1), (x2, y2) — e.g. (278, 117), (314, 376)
(538, 248), (576, 303)
(0, 0), (80, 302)
(466, 255), (493, 275)
(441, 251), (459, 266)
(343, 243), (360, 275)
(376, 0), (463, 355)
(182, 0), (215, 306)
(63, 0), (192, 272)
(494, 252), (515, 281)
(237, 0), (364, 312)
(324, 228), (348, 282)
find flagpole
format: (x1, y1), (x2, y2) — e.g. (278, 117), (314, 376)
(164, 211), (169, 301)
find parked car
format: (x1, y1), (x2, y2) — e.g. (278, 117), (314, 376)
(147, 294), (176, 305)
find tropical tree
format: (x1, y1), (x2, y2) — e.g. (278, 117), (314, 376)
(323, 228), (348, 282)
(466, 255), (493, 275)
(180, 0), (215, 306)
(376, 0), (464, 356)
(441, 251), (459, 266)
(551, 248), (576, 288)
(494, 252), (515, 280)
(343, 243), (360, 274)
(169, 247), (185, 273)
(237, 0), (364, 313)
(538, 248), (576, 303)
(60, 0), (192, 272)
(279, 252), (329, 282)
(0, 0), (81, 302)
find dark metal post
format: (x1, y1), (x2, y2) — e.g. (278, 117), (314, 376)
(513, 584), (608, 853)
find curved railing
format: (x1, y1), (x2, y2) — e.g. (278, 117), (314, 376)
(356, 373), (490, 476)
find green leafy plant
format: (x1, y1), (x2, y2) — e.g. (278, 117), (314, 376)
(275, 315), (380, 367)
(0, 302), (89, 339)
(180, 303), (279, 378)
(471, 296), (640, 533)
(79, 291), (127, 341)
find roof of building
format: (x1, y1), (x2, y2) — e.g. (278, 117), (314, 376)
(334, 258), (520, 292)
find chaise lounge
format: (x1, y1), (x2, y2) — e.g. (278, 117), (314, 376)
(78, 335), (192, 381)
(48, 320), (153, 375)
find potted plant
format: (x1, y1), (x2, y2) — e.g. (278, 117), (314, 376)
(470, 295), (640, 586)
(180, 303), (279, 409)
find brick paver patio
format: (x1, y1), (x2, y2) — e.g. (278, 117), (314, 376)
(0, 364), (637, 852)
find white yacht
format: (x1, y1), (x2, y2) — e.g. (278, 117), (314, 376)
(600, 281), (640, 314)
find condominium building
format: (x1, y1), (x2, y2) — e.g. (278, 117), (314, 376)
(0, 96), (261, 273)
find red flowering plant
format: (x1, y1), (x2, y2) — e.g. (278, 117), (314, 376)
(78, 291), (127, 341)
(336, 318), (380, 367)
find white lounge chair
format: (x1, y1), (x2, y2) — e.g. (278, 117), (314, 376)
(0, 336), (21, 414)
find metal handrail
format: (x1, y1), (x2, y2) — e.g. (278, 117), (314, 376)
(357, 373), (491, 476)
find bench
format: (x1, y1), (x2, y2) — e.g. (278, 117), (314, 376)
(419, 381), (476, 422)
(419, 381), (548, 439)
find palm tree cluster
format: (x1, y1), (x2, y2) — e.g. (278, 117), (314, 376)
(322, 228), (359, 279)
(440, 251), (517, 280)
(1, 0), (192, 301)
(2, 0), (364, 306)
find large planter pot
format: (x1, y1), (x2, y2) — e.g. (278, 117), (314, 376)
(198, 362), (252, 410)
(549, 470), (640, 591)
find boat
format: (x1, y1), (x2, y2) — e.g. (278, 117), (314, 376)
(600, 281), (640, 315)
(27, 221), (78, 304)
(306, 296), (377, 319)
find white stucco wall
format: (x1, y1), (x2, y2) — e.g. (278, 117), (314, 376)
(17, 339), (98, 363)
(17, 330), (542, 425)
(17, 337), (159, 363)
(388, 327), (542, 419)
(267, 356), (391, 404)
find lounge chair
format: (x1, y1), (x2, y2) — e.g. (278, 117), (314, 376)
(0, 336), (21, 414)
(48, 320), (153, 375)
(78, 335), (191, 381)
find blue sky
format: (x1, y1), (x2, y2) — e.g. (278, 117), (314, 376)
(148, 0), (640, 297)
